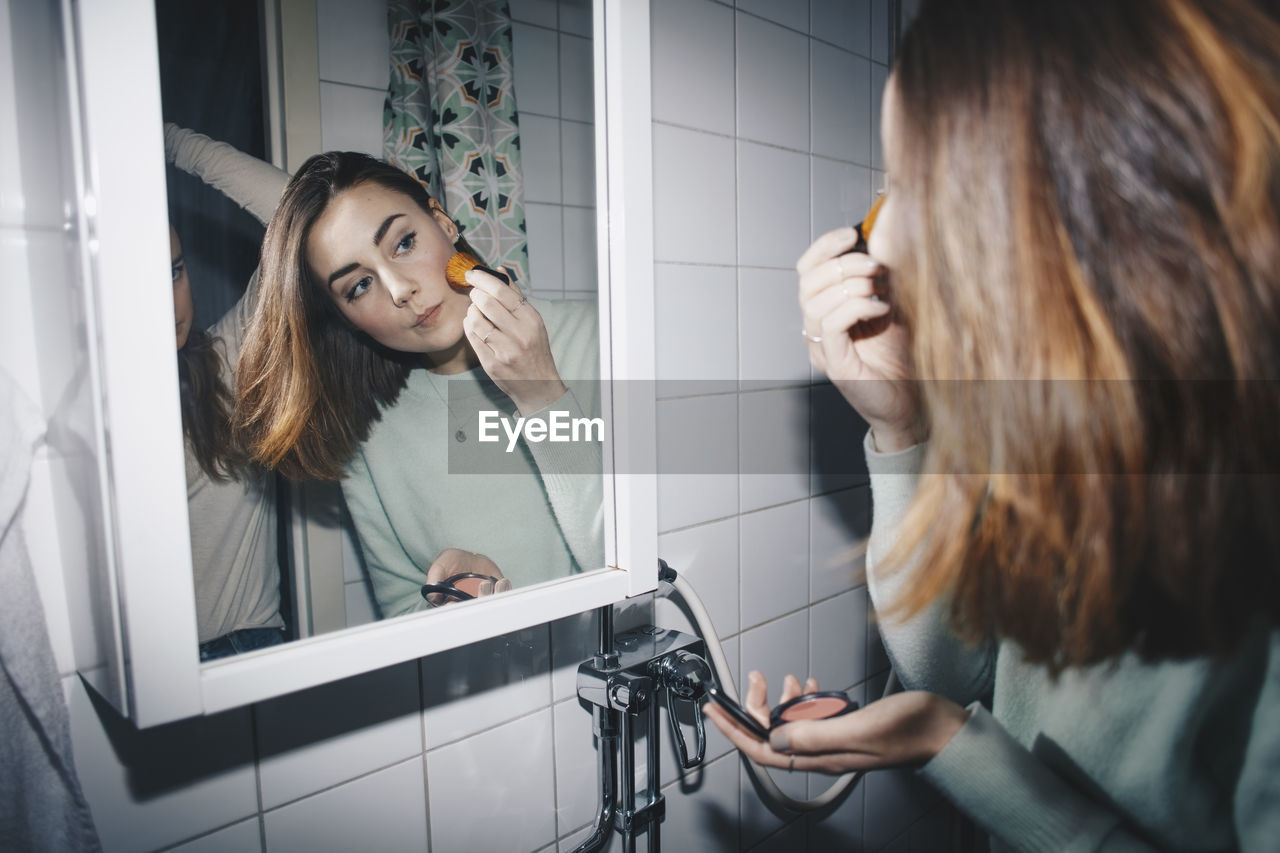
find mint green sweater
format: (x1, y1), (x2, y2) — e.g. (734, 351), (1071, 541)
(343, 301), (604, 618)
(865, 433), (1280, 851)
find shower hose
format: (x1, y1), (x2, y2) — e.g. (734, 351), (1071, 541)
(661, 562), (902, 813)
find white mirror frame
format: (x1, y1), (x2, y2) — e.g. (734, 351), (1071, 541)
(66, 0), (655, 727)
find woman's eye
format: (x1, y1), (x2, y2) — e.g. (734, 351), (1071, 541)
(345, 276), (371, 302)
(171, 263), (184, 283)
(394, 232), (416, 256)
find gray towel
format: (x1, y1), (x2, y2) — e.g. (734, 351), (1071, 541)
(0, 370), (101, 852)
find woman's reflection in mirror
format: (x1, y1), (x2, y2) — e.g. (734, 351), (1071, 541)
(170, 224), (286, 661)
(167, 136), (606, 620)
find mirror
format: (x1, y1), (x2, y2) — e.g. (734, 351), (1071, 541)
(68, 0), (654, 726)
(154, 0), (605, 659)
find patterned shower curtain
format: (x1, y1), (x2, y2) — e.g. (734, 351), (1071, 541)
(383, 0), (528, 282)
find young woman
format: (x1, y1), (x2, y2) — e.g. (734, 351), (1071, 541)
(169, 216), (285, 660)
(707, 1), (1280, 849)
(180, 138), (605, 619)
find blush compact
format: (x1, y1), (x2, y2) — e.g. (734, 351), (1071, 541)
(769, 691), (859, 727)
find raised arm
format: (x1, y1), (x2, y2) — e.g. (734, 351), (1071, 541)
(163, 123), (289, 227)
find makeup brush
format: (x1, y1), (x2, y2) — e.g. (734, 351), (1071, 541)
(853, 192), (886, 254)
(445, 251), (510, 289)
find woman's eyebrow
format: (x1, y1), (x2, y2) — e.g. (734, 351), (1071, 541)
(373, 213), (404, 247)
(325, 213), (407, 289)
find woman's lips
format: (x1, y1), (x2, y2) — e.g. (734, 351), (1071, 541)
(414, 303), (443, 329)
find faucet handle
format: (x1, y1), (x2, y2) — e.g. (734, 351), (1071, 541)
(653, 651), (710, 769)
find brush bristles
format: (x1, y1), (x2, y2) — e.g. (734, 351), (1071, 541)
(445, 251), (483, 288)
(859, 193), (886, 242)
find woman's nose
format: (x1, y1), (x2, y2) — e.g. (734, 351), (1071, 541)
(386, 273), (418, 307)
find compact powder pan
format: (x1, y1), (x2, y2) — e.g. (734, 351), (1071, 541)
(769, 691), (859, 727)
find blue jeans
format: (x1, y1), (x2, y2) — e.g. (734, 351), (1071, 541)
(199, 627), (286, 661)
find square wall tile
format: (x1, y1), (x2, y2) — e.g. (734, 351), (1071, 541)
(560, 119), (596, 206)
(806, 767), (864, 850)
(653, 124), (736, 265)
(809, 382), (870, 495)
(810, 485), (870, 602)
(737, 141), (811, 270)
(812, 42), (873, 165)
(317, 0), (388, 89)
(656, 515), (740, 638)
(738, 267), (811, 387)
(651, 0), (735, 135)
(863, 766), (929, 851)
(562, 204), (597, 291)
(67, 679), (259, 853)
(428, 710), (557, 852)
(737, 605), (809, 696)
(739, 388), (810, 513)
(421, 626), (551, 748)
(811, 0), (871, 57)
(657, 394), (739, 531)
(552, 697), (600, 833)
(736, 12), (809, 151)
(810, 587), (868, 692)
(812, 157), (873, 239)
(522, 114), (564, 203)
(655, 263), (737, 389)
(740, 759), (809, 848)
(319, 82), (385, 157)
(510, 0), (558, 27)
(513, 22), (561, 117)
(658, 752), (740, 852)
(872, 0), (891, 64)
(749, 816), (809, 853)
(263, 758), (428, 853)
(559, 33), (593, 123)
(739, 501), (810, 629)
(526, 201), (565, 294)
(168, 818), (262, 853)
(560, 0), (593, 38)
(738, 0), (807, 33)
(255, 662), (422, 810)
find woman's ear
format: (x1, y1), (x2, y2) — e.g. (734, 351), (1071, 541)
(428, 198), (460, 243)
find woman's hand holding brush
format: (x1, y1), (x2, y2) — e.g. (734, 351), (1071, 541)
(461, 266), (567, 415)
(797, 227), (920, 452)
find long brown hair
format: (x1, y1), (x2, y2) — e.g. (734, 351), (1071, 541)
(178, 328), (246, 480)
(882, 0), (1280, 667)
(235, 152), (480, 481)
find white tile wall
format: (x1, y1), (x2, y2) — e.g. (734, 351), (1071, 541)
(262, 758), (429, 853)
(651, 0), (736, 135)
(736, 141), (811, 270)
(735, 13), (809, 151)
(8, 1), (959, 851)
(653, 124), (737, 265)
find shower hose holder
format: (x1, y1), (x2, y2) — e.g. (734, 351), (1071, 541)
(576, 625), (712, 847)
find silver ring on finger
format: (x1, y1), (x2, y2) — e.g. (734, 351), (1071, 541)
(481, 330), (493, 345)
(801, 328), (823, 344)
